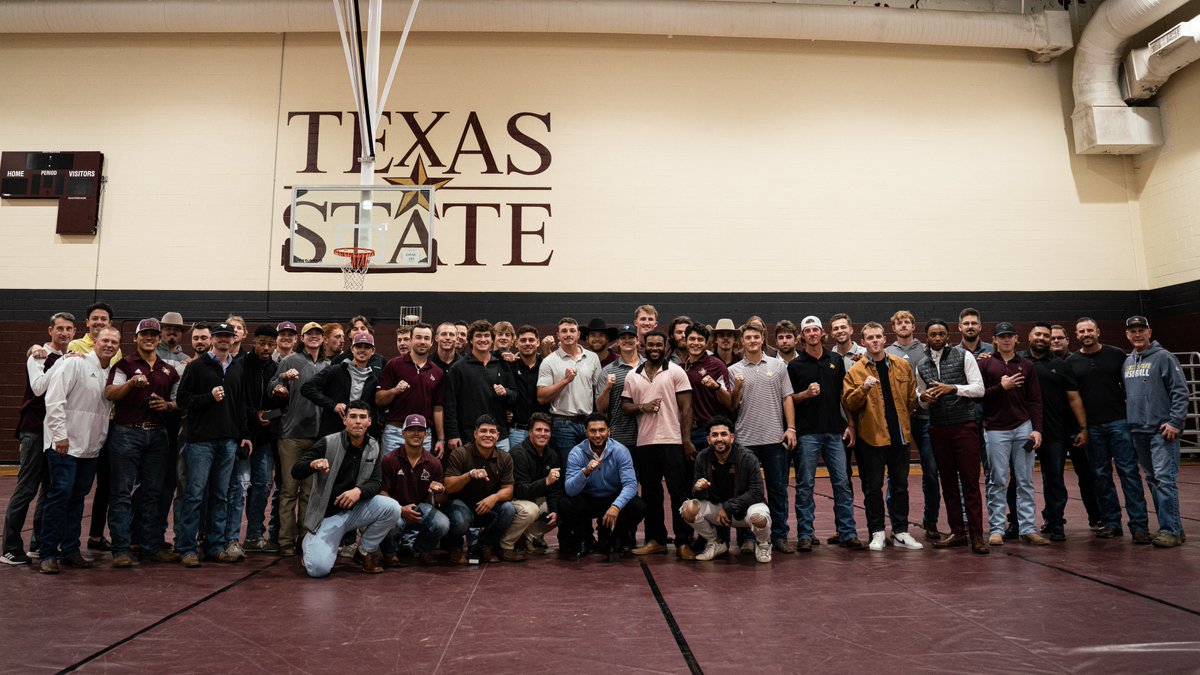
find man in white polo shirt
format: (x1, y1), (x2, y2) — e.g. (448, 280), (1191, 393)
(537, 317), (603, 460)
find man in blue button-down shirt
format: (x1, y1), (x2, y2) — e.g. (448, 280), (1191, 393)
(558, 413), (645, 561)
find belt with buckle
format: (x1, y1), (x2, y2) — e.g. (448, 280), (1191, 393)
(119, 422), (163, 431)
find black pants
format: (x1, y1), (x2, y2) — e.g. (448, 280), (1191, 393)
(558, 493), (646, 552)
(858, 442), (910, 534)
(89, 439), (111, 540)
(3, 431), (48, 555)
(633, 444), (691, 546)
(1067, 439), (1102, 526)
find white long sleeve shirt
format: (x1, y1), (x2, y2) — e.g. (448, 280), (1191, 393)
(43, 351), (114, 458)
(27, 344), (64, 397)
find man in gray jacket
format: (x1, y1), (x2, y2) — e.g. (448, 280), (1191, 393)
(1122, 316), (1189, 548)
(271, 321), (330, 557)
(291, 401), (401, 576)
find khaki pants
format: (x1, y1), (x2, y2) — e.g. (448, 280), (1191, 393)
(277, 437), (315, 547)
(500, 498), (555, 551)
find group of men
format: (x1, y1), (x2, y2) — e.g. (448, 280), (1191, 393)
(1, 302), (1189, 577)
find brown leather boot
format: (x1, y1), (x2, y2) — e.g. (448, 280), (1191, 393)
(969, 532), (990, 555)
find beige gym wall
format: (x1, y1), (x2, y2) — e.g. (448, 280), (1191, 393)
(1133, 59), (1200, 291)
(0, 31), (1150, 293)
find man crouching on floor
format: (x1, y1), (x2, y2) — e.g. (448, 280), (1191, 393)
(292, 400), (401, 577)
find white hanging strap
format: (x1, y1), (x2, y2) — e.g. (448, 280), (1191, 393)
(376, 0), (421, 130)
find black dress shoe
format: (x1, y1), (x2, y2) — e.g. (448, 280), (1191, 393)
(87, 537), (110, 552)
(559, 541), (591, 560)
(1002, 526), (1019, 541)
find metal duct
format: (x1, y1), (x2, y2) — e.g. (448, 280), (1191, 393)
(1121, 15), (1200, 101)
(1070, 0), (1192, 154)
(0, 0), (1073, 61)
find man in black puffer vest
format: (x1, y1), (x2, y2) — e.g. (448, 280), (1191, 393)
(916, 320), (988, 554)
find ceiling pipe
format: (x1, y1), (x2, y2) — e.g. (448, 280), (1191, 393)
(0, 0), (1073, 61)
(1071, 0), (1191, 154)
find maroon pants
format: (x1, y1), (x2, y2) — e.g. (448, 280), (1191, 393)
(929, 422), (984, 536)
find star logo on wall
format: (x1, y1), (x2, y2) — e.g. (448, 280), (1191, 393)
(382, 157), (453, 215)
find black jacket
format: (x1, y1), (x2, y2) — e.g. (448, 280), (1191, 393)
(301, 360), (382, 438)
(510, 438), (561, 513)
(444, 353), (517, 442)
(237, 354), (282, 445)
(692, 443), (765, 520)
(177, 353), (248, 442)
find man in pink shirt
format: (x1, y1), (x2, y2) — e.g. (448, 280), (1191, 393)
(620, 331), (694, 557)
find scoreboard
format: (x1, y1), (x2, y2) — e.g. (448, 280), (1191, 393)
(1, 151), (104, 234)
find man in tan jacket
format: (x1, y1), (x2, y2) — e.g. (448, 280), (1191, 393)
(842, 322), (922, 552)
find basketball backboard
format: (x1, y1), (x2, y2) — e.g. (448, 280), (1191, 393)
(285, 184), (435, 272)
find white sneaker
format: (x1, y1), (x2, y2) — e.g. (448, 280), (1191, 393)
(754, 541), (772, 563)
(868, 531), (886, 551)
(694, 540), (728, 561)
(892, 532), (924, 550)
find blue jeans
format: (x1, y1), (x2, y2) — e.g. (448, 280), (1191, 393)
(1087, 419), (1149, 533)
(911, 417), (940, 526)
(746, 443), (789, 542)
(224, 456), (251, 543)
(39, 452), (98, 561)
(509, 427), (529, 448)
(1132, 431), (1182, 536)
(444, 499), (516, 551)
(551, 419), (586, 464)
(301, 495), (402, 577)
(245, 442), (274, 541)
(794, 434), (857, 541)
(382, 425), (431, 457)
(985, 422), (1037, 535)
(174, 439), (236, 557)
(107, 426), (170, 556)
(393, 502), (451, 554)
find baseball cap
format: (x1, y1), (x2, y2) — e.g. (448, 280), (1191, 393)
(352, 332), (375, 347)
(800, 315), (822, 330)
(615, 323), (637, 338)
(1125, 315), (1150, 329)
(136, 318), (162, 334)
(403, 414), (428, 431)
(713, 318), (737, 333)
(212, 322), (237, 336)
(276, 321), (298, 334)
(993, 321), (1017, 337)
(159, 312), (185, 328)
(301, 321), (324, 335)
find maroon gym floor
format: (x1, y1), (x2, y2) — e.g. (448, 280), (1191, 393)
(2, 465), (1199, 674)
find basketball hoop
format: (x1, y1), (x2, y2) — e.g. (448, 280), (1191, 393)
(333, 247), (374, 290)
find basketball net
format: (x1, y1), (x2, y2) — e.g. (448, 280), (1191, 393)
(331, 0), (421, 288)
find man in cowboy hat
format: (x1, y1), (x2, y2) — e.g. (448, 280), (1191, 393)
(157, 312), (190, 368)
(584, 318), (617, 366)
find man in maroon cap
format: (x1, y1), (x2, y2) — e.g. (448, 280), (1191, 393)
(273, 321), (298, 363)
(302, 332), (382, 439)
(104, 318), (182, 567)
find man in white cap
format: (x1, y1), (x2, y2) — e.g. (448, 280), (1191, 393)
(788, 316), (864, 551)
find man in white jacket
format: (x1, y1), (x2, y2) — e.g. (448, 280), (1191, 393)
(38, 326), (120, 574)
